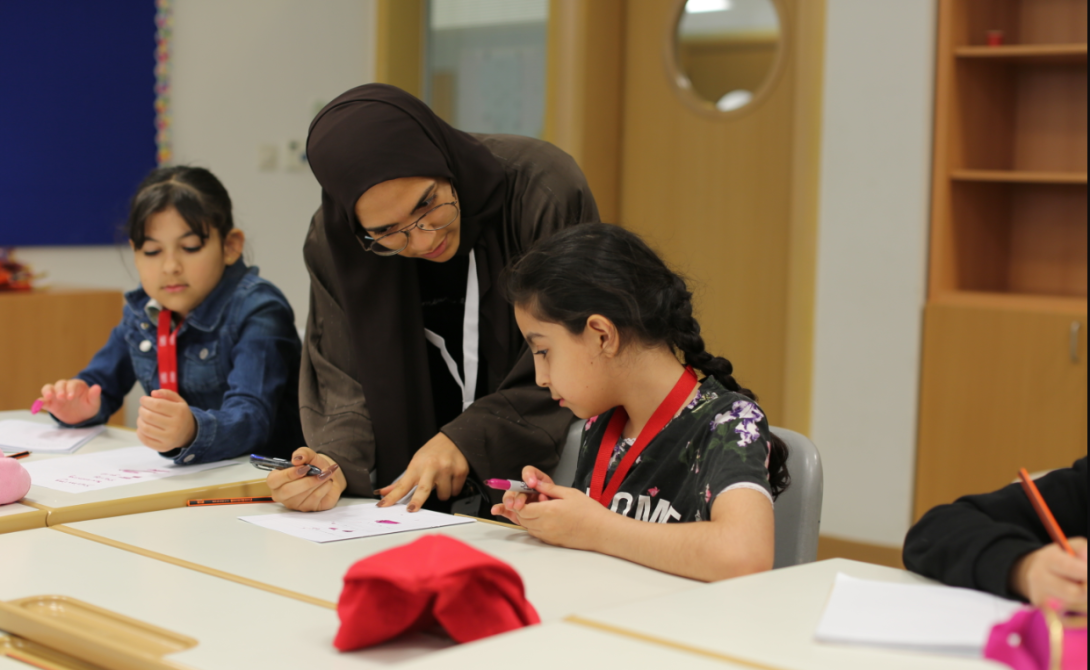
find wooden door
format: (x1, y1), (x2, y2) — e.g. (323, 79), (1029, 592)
(914, 301), (1088, 519)
(618, 0), (811, 425)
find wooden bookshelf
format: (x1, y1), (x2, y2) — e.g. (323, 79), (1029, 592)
(915, 0), (1088, 520)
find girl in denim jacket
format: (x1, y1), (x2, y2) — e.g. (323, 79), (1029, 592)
(35, 167), (305, 465)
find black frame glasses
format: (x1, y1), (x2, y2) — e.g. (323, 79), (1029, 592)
(356, 186), (460, 257)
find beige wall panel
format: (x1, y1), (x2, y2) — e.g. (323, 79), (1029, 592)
(375, 0), (423, 97)
(545, 0), (625, 223)
(782, 0), (826, 435)
(620, 0), (797, 424)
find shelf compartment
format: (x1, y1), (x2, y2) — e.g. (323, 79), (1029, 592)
(953, 0), (1087, 49)
(952, 169), (1088, 184)
(956, 43), (1087, 64)
(933, 181), (1087, 299)
(950, 58), (1087, 174)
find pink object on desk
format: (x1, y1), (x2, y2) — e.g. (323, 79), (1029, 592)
(30, 399), (43, 415)
(986, 607), (1087, 670)
(0, 453), (32, 505)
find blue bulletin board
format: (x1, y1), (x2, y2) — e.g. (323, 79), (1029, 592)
(0, 2), (157, 246)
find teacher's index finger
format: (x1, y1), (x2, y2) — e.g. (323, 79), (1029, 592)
(405, 470), (438, 512)
(377, 473), (418, 508)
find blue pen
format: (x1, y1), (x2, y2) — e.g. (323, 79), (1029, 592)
(250, 454), (322, 477)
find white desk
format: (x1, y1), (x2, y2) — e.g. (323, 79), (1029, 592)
(0, 503), (46, 535)
(62, 499), (700, 620)
(396, 622), (758, 669)
(2, 410), (268, 525)
(0, 528), (456, 669)
(567, 558), (1006, 670)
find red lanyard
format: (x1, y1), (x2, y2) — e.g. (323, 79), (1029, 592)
(589, 367), (700, 507)
(156, 309), (183, 392)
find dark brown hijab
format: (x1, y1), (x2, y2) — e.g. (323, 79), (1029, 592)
(305, 84), (514, 485)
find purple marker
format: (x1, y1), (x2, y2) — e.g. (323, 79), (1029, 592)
(30, 399), (44, 415)
(485, 478), (534, 494)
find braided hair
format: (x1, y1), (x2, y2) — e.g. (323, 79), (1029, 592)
(505, 223), (790, 498)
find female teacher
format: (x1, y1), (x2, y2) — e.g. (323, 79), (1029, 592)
(268, 84), (599, 512)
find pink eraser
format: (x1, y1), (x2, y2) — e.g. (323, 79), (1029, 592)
(0, 456), (32, 505)
(30, 399), (43, 414)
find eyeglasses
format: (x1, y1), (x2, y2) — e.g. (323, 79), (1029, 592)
(356, 186), (460, 257)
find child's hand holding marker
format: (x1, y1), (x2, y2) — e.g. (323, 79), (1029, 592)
(490, 466), (609, 550)
(488, 467), (556, 512)
(136, 389), (197, 453)
(35, 379), (103, 424)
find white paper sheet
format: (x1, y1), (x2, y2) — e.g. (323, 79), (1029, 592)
(22, 447), (239, 493)
(814, 573), (1025, 657)
(238, 503), (475, 543)
(0, 420), (105, 454)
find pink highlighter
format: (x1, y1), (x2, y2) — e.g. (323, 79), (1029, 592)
(485, 479), (534, 494)
(30, 399), (44, 415)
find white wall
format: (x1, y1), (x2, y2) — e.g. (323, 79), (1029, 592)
(170, 0), (375, 330)
(811, 0), (936, 547)
(19, 0), (376, 333)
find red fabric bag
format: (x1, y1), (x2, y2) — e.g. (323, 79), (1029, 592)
(334, 534), (540, 650)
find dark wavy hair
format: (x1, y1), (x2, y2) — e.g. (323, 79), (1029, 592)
(505, 223), (790, 498)
(127, 166), (233, 249)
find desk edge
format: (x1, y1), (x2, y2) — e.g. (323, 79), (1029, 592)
(50, 525), (337, 611)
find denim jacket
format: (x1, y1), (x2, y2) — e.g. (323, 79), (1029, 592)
(69, 261), (304, 464)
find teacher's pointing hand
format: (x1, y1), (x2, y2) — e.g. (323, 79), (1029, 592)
(375, 433), (469, 512)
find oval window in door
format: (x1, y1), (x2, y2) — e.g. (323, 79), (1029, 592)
(673, 0), (784, 116)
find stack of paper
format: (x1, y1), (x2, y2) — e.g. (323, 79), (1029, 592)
(0, 420), (105, 454)
(22, 447), (238, 493)
(240, 503), (475, 543)
(815, 573), (1025, 657)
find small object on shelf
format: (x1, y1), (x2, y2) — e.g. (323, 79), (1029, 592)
(0, 248), (36, 291)
(986, 30), (1005, 47)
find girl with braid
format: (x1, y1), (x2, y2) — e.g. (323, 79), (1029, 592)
(492, 223), (789, 581)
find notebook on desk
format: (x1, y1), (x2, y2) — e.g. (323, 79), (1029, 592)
(0, 420), (104, 454)
(815, 572), (1024, 657)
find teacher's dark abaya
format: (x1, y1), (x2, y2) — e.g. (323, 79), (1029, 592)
(302, 84), (600, 497)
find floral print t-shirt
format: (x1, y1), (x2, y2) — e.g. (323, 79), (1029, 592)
(571, 376), (774, 523)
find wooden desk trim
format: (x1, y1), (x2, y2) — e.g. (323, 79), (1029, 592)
(0, 507), (48, 535)
(51, 525), (336, 611)
(566, 615), (787, 670)
(27, 479), (270, 526)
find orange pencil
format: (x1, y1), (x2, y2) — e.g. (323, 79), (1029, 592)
(186, 496), (275, 507)
(1018, 468), (1075, 556)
